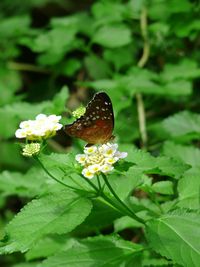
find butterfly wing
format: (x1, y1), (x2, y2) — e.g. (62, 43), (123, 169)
(64, 92), (114, 144)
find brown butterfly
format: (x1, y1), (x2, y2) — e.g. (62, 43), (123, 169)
(64, 92), (114, 145)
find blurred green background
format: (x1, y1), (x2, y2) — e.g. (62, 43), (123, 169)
(1, 0), (200, 173)
(0, 0), (200, 264)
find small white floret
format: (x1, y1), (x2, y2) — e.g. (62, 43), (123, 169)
(88, 164), (101, 173)
(82, 168), (94, 179)
(101, 164), (114, 173)
(84, 145), (97, 155)
(75, 154), (87, 165)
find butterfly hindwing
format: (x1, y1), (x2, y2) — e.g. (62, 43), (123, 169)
(64, 92), (114, 144)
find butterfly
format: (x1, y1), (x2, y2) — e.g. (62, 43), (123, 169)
(64, 92), (114, 145)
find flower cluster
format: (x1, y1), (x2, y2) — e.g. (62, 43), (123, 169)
(76, 143), (127, 179)
(22, 143), (41, 157)
(15, 114), (62, 141)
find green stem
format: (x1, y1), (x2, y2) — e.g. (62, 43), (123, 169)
(34, 156), (80, 191)
(96, 174), (102, 191)
(101, 173), (145, 224)
(81, 175), (99, 192)
(81, 175), (131, 215)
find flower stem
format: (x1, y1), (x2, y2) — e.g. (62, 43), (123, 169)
(96, 174), (102, 191)
(81, 175), (99, 192)
(34, 156), (80, 191)
(81, 175), (131, 214)
(101, 173), (145, 224)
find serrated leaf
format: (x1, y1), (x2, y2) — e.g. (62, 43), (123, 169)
(177, 169), (200, 209)
(0, 168), (47, 197)
(26, 236), (76, 260)
(162, 111), (200, 138)
(124, 148), (188, 179)
(163, 141), (200, 167)
(0, 190), (92, 253)
(146, 210), (200, 267)
(39, 153), (92, 192)
(39, 235), (143, 267)
(156, 156), (189, 179)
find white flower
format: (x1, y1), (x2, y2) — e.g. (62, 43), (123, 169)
(76, 142), (127, 179)
(88, 164), (102, 173)
(84, 145), (97, 154)
(82, 168), (94, 179)
(101, 164), (114, 173)
(75, 154), (87, 165)
(15, 129), (27, 138)
(15, 114), (62, 140)
(104, 157), (118, 164)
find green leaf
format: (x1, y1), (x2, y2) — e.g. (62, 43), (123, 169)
(74, 200), (121, 234)
(38, 153), (92, 192)
(162, 111), (200, 138)
(0, 16), (30, 38)
(156, 156), (189, 179)
(124, 148), (188, 179)
(39, 235), (143, 267)
(152, 181), (174, 195)
(146, 210), (200, 266)
(0, 168), (47, 198)
(92, 2), (125, 24)
(114, 216), (142, 232)
(60, 59), (81, 76)
(93, 24), (132, 48)
(0, 142), (25, 169)
(84, 54), (112, 79)
(26, 236), (76, 260)
(163, 141), (200, 167)
(45, 86), (69, 114)
(161, 59), (200, 82)
(0, 190), (92, 253)
(142, 257), (173, 267)
(103, 46), (135, 71)
(177, 168), (200, 209)
(0, 68), (22, 105)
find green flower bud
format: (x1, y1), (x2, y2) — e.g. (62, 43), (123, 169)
(22, 143), (41, 157)
(72, 106), (86, 119)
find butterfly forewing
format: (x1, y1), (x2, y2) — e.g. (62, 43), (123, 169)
(64, 92), (114, 144)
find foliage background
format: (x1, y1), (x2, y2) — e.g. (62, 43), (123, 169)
(0, 0), (200, 266)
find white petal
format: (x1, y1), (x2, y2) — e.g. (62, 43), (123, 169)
(84, 145), (97, 154)
(88, 164), (101, 173)
(82, 168), (94, 179)
(104, 157), (118, 164)
(15, 129), (27, 138)
(48, 115), (61, 122)
(36, 114), (47, 121)
(101, 164), (114, 173)
(75, 154), (87, 164)
(115, 151), (128, 159)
